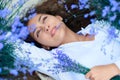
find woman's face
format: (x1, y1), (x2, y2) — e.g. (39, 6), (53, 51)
(28, 14), (66, 47)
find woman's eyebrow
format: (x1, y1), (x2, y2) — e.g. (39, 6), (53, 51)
(38, 15), (42, 22)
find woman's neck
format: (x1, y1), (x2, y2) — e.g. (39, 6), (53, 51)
(61, 27), (95, 45)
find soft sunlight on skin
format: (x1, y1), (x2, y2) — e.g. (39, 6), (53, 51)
(28, 14), (95, 49)
(85, 64), (120, 80)
(28, 14), (67, 47)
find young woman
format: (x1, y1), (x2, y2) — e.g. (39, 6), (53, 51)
(21, 0), (120, 80)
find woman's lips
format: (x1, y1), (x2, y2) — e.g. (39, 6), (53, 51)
(51, 23), (62, 37)
(51, 27), (56, 37)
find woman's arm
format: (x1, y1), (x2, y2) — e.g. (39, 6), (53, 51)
(85, 63), (120, 80)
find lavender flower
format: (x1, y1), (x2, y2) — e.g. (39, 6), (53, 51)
(9, 69), (18, 76)
(28, 13), (37, 20)
(89, 26), (96, 35)
(84, 4), (89, 9)
(51, 48), (120, 80)
(17, 0), (25, 6)
(106, 27), (118, 43)
(0, 68), (2, 73)
(71, 4), (78, 9)
(23, 17), (28, 21)
(84, 13), (89, 18)
(18, 27), (29, 40)
(108, 27), (118, 38)
(79, 0), (88, 5)
(0, 35), (5, 41)
(84, 11), (95, 19)
(109, 13), (117, 21)
(0, 43), (4, 50)
(0, 0), (120, 80)
(111, 5), (118, 12)
(64, 4), (69, 11)
(78, 0), (88, 9)
(89, 11), (96, 16)
(0, 8), (11, 18)
(52, 49), (90, 75)
(102, 6), (110, 17)
(90, 18), (96, 23)
(109, 0), (118, 10)
(12, 16), (23, 32)
(23, 76), (27, 80)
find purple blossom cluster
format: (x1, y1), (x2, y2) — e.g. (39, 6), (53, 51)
(0, 0), (37, 78)
(78, 0), (89, 9)
(106, 27), (119, 44)
(11, 16), (29, 40)
(79, 0), (120, 27)
(51, 48), (120, 80)
(0, 8), (11, 18)
(0, 0), (120, 79)
(52, 49), (90, 75)
(0, 43), (3, 50)
(0, 0), (37, 49)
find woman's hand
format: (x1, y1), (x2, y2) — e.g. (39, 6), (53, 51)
(85, 64), (120, 80)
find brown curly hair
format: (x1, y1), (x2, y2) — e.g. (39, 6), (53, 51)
(23, 0), (92, 31)
(22, 0), (93, 47)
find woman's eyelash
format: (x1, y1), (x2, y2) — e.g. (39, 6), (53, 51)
(36, 29), (41, 38)
(43, 16), (47, 23)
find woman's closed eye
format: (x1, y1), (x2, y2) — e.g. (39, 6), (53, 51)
(36, 29), (41, 38)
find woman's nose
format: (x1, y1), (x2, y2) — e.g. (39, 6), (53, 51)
(45, 25), (50, 32)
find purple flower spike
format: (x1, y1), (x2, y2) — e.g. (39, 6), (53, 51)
(0, 43), (4, 50)
(12, 16), (23, 32)
(107, 27), (118, 38)
(23, 76), (27, 80)
(84, 13), (89, 18)
(17, 0), (25, 6)
(79, 0), (88, 5)
(9, 69), (18, 76)
(64, 4), (68, 11)
(109, 13), (116, 21)
(28, 8), (36, 14)
(0, 35), (5, 41)
(28, 13), (37, 20)
(0, 68), (2, 73)
(119, 20), (120, 25)
(0, 8), (11, 18)
(102, 6), (110, 17)
(89, 11), (95, 16)
(52, 49), (90, 74)
(18, 27), (29, 40)
(71, 4), (78, 9)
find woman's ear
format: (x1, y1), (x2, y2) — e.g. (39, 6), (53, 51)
(55, 15), (63, 21)
(42, 45), (50, 50)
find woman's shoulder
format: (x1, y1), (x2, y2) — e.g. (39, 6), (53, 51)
(77, 20), (110, 35)
(77, 20), (120, 42)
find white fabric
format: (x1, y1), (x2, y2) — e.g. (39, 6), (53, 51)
(15, 20), (120, 80)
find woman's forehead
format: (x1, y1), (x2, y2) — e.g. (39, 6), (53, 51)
(27, 14), (40, 33)
(28, 14), (40, 25)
